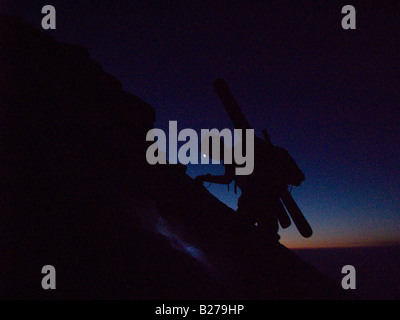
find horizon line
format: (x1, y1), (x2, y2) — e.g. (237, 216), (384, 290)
(288, 241), (400, 250)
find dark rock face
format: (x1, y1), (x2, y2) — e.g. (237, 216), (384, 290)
(0, 15), (353, 299)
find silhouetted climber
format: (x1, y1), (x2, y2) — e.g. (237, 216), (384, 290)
(196, 135), (284, 242)
(195, 78), (312, 242)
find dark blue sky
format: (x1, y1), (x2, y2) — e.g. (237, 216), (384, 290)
(3, 0), (399, 248)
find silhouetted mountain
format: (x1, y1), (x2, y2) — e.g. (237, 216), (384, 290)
(0, 15), (355, 299)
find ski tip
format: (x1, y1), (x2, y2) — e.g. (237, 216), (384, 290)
(213, 77), (227, 89)
(300, 228), (313, 238)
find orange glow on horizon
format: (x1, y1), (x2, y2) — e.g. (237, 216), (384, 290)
(283, 239), (400, 250)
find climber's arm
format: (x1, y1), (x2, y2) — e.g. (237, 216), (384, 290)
(194, 164), (235, 185)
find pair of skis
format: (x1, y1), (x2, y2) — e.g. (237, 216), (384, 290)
(213, 78), (312, 238)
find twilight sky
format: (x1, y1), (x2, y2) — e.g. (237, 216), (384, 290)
(3, 0), (399, 248)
